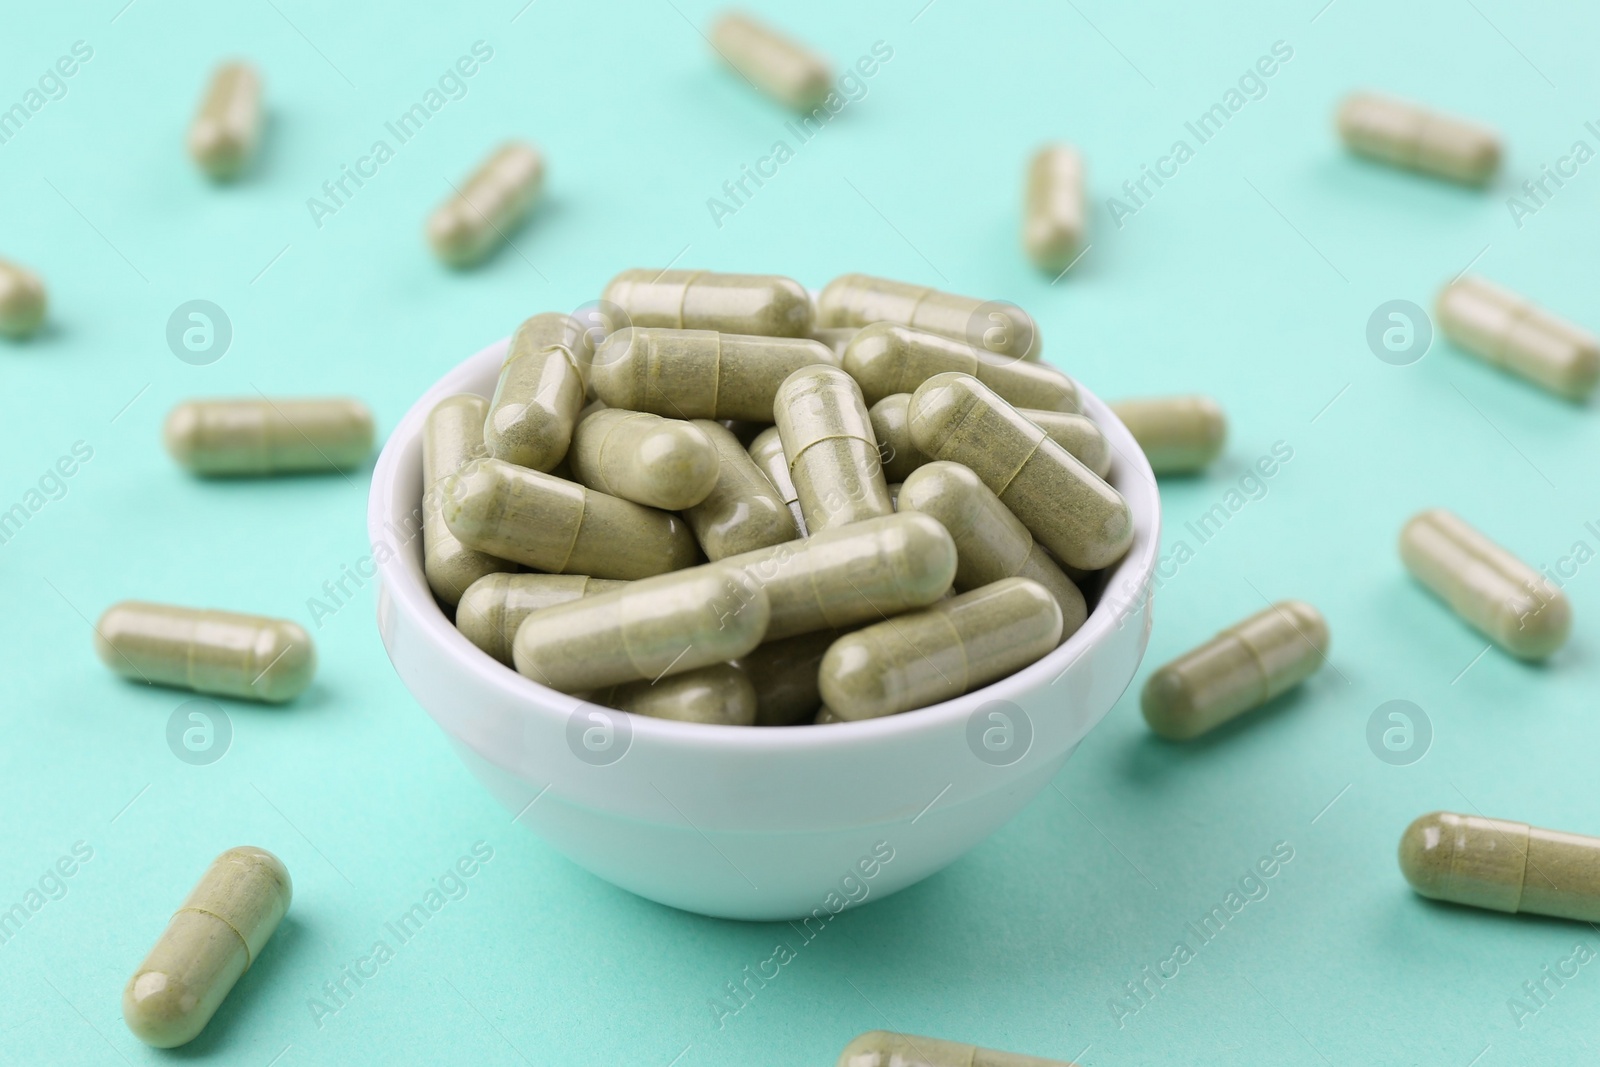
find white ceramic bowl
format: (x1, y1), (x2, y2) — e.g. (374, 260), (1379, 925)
(369, 338), (1160, 920)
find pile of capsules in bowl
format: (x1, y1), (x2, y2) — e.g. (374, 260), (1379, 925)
(423, 268), (1135, 726)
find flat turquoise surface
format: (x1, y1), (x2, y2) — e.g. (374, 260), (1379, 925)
(4, 1), (1599, 1063)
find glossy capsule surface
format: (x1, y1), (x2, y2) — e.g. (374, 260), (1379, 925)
(1110, 395), (1226, 474)
(602, 268), (812, 336)
(95, 601), (315, 703)
(1400, 508), (1570, 659)
(591, 327), (837, 421)
(844, 322), (1077, 411)
(872, 394), (1107, 481)
(586, 663), (758, 725)
(818, 273), (1041, 361)
(0, 257), (46, 338)
(442, 458), (699, 580)
(1023, 143), (1086, 273)
(1400, 811), (1600, 922)
(188, 62), (262, 180)
(735, 630), (839, 726)
(427, 141), (544, 267)
(1337, 92), (1500, 185)
(124, 847), (290, 1048)
(909, 373), (1132, 570)
(775, 365), (892, 532)
(837, 1030), (1078, 1067)
(748, 426), (805, 531)
(512, 566), (770, 692)
(455, 573), (627, 665)
(423, 395), (514, 606)
(686, 419), (798, 558)
(484, 312), (589, 470)
(821, 578), (1063, 721)
(164, 397), (373, 476)
(900, 461), (1086, 642)
(811, 326), (860, 358)
(1141, 600), (1329, 740)
(708, 11), (832, 112)
(1436, 276), (1600, 401)
(571, 408), (720, 510)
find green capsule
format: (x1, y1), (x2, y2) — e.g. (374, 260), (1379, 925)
(748, 426), (806, 532)
(0, 257), (46, 339)
(164, 397), (373, 476)
(95, 601), (315, 703)
(570, 408), (720, 510)
(811, 326), (861, 358)
(707, 11), (833, 112)
(1436, 275), (1600, 401)
(1337, 92), (1501, 186)
(775, 365), (893, 532)
(1399, 811), (1600, 922)
(821, 578), (1063, 720)
(423, 395), (515, 605)
(837, 1030), (1077, 1067)
(871, 394), (1108, 482)
(1109, 395), (1226, 475)
(483, 312), (589, 471)
(900, 461), (1086, 642)
(734, 630), (839, 726)
(512, 566), (769, 692)
(1023, 143), (1086, 274)
(843, 322), (1077, 411)
(602, 268), (812, 336)
(442, 458), (699, 580)
(427, 141), (544, 267)
(586, 663), (757, 725)
(591, 327), (837, 421)
(686, 420), (799, 559)
(187, 62), (262, 180)
(455, 573), (627, 665)
(909, 373), (1132, 570)
(817, 273), (1041, 361)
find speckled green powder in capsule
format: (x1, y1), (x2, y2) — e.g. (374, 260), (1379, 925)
(483, 312), (590, 471)
(591, 327), (837, 421)
(602, 268), (812, 336)
(685, 420), (798, 559)
(455, 573), (628, 665)
(423, 394), (516, 606)
(843, 322), (1076, 410)
(774, 364), (892, 532)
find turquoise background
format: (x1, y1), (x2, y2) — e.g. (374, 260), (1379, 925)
(3, 0), (1599, 1063)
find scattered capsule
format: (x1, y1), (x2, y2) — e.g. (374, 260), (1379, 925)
(837, 1030), (1077, 1067)
(1336, 91), (1501, 185)
(455, 573), (627, 665)
(728, 512), (956, 639)
(1109, 395), (1226, 475)
(427, 141), (544, 267)
(1435, 276), (1600, 401)
(775, 365), (892, 532)
(586, 663), (758, 725)
(735, 630), (840, 726)
(591, 327), (837, 421)
(602, 268), (812, 336)
(443, 458), (698, 580)
(900, 461), (1086, 642)
(1399, 811), (1600, 923)
(123, 847), (290, 1048)
(844, 322), (1077, 411)
(0, 257), (46, 339)
(686, 420), (798, 558)
(95, 601), (315, 703)
(570, 408), (720, 510)
(484, 312), (590, 470)
(811, 326), (860, 358)
(423, 395), (515, 606)
(188, 62), (262, 180)
(1141, 600), (1329, 740)
(708, 10), (832, 112)
(822, 578), (1062, 720)
(1023, 143), (1086, 274)
(909, 373), (1133, 570)
(871, 394), (1108, 481)
(748, 426), (806, 532)
(1400, 508), (1570, 660)
(512, 566), (769, 692)
(164, 397), (374, 476)
(817, 273), (1041, 361)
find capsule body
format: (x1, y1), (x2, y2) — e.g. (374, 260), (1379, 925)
(512, 566), (769, 692)
(748, 426), (806, 532)
(484, 312), (589, 470)
(95, 601), (315, 703)
(1435, 276), (1600, 401)
(1110, 395), (1226, 474)
(424, 395), (514, 605)
(735, 630), (839, 726)
(1141, 600), (1329, 740)
(844, 322), (1076, 411)
(909, 373), (1133, 570)
(686, 419), (798, 558)
(443, 458), (698, 580)
(837, 1030), (1077, 1067)
(124, 847), (290, 1048)
(427, 141), (544, 267)
(188, 62), (262, 180)
(900, 461), (1086, 642)
(602, 268), (812, 337)
(164, 397), (373, 476)
(775, 365), (892, 532)
(708, 11), (832, 112)
(811, 326), (860, 358)
(571, 409), (720, 510)
(587, 664), (757, 725)
(591, 327), (837, 421)
(1023, 408), (1111, 479)
(818, 273), (1041, 361)
(822, 578), (1063, 720)
(1337, 92), (1500, 185)
(1400, 508), (1570, 659)
(0, 257), (46, 338)
(872, 394), (1107, 482)
(1399, 811), (1600, 922)
(1023, 143), (1086, 273)
(455, 573), (627, 665)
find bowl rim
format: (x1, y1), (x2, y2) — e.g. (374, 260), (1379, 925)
(368, 335), (1161, 756)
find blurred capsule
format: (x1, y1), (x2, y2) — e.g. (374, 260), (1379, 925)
(0, 257), (46, 339)
(603, 268), (812, 336)
(1023, 143), (1085, 273)
(1436, 276), (1600, 401)
(427, 141), (544, 267)
(1337, 91), (1500, 185)
(188, 62), (262, 180)
(708, 11), (832, 112)
(164, 397), (373, 476)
